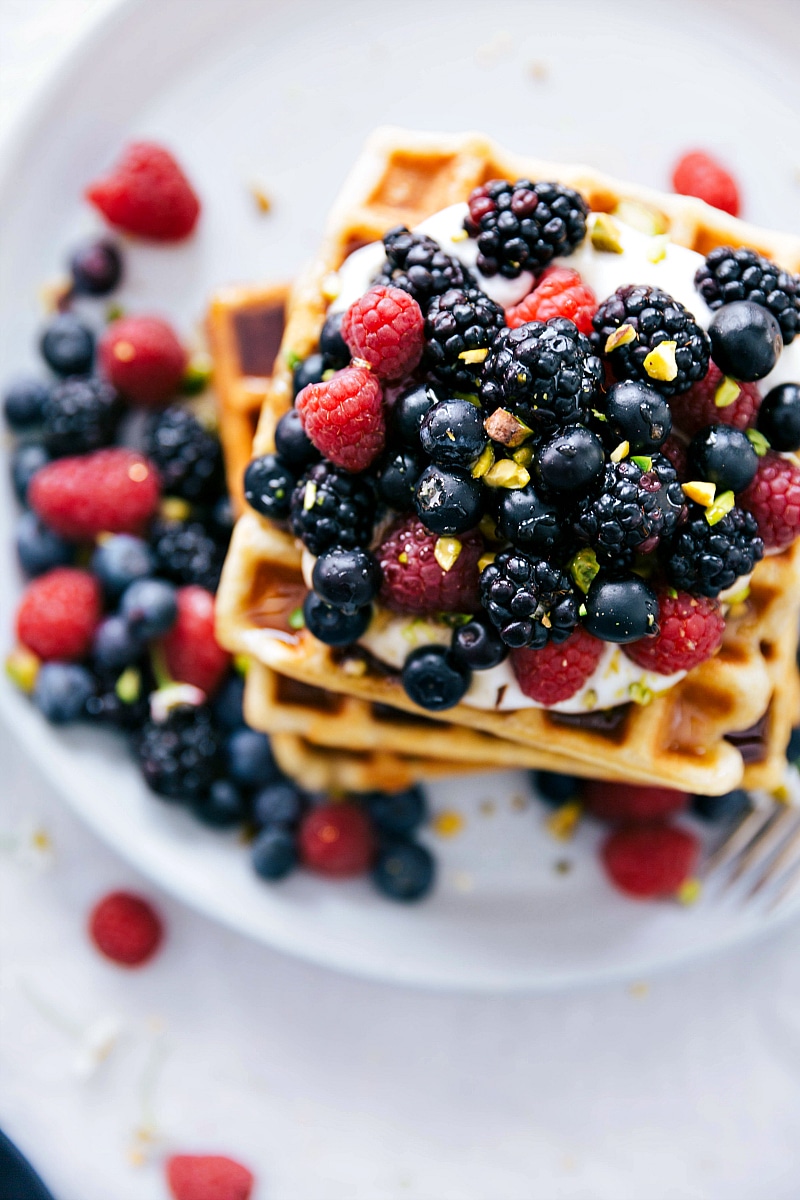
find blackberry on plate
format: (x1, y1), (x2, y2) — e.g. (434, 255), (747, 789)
(150, 517), (227, 592)
(42, 377), (121, 456)
(401, 644), (470, 711)
(274, 407), (320, 469)
(4, 378), (49, 431)
(303, 592), (372, 646)
(136, 703), (222, 803)
(573, 454), (684, 560)
(707, 300), (782, 383)
(757, 383), (800, 452)
(374, 226), (475, 310)
(414, 463), (483, 535)
(666, 504), (763, 597)
(583, 573), (659, 643)
(145, 405), (224, 502)
(592, 285), (710, 396)
(532, 770), (580, 806)
(40, 313), (94, 377)
(376, 447), (424, 510)
(419, 398), (487, 467)
(423, 287), (505, 390)
(481, 319), (603, 433)
(289, 460), (375, 555)
(464, 179), (589, 278)
(480, 550), (578, 649)
(243, 453), (296, 520)
(695, 246), (800, 345)
(687, 425), (758, 494)
(496, 482), (563, 555)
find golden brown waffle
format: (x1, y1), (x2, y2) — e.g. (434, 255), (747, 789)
(216, 127), (800, 795)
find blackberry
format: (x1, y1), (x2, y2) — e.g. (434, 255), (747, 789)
(289, 460), (375, 555)
(423, 287), (505, 389)
(150, 517), (227, 591)
(464, 179), (589, 278)
(480, 550), (578, 649)
(145, 405), (224, 502)
(695, 246), (800, 345)
(591, 285), (710, 397)
(374, 226), (475, 311)
(136, 704), (222, 803)
(480, 319), (603, 433)
(573, 454), (685, 561)
(86, 661), (152, 731)
(42, 377), (121, 456)
(665, 504), (763, 597)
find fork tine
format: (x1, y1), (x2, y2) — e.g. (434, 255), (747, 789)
(747, 818), (800, 899)
(767, 853), (800, 911)
(724, 806), (800, 889)
(701, 803), (771, 879)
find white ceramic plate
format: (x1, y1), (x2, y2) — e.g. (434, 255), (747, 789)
(2, 0), (800, 992)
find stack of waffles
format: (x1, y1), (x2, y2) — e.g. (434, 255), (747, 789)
(210, 128), (800, 797)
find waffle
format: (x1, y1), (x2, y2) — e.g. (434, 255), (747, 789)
(216, 127), (800, 795)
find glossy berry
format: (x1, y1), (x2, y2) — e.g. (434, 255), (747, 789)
(464, 178), (588, 277)
(535, 425), (604, 495)
(121, 578), (178, 639)
(137, 705), (221, 802)
(414, 463), (483, 535)
(592, 285), (710, 397)
(532, 771), (580, 806)
(423, 287), (505, 389)
(165, 1155), (254, 1200)
(341, 284), (424, 380)
(17, 567), (101, 661)
(708, 301), (782, 382)
(30, 448), (161, 539)
(99, 316), (187, 406)
(40, 313), (94, 376)
(86, 141), (200, 241)
(496, 483), (562, 555)
(672, 150), (740, 216)
(303, 592), (371, 646)
(289, 461), (375, 555)
(372, 840), (435, 902)
(601, 823), (699, 899)
(243, 454), (295, 519)
(253, 780), (305, 827)
(319, 310), (350, 369)
(669, 362), (761, 437)
(583, 574), (659, 644)
(299, 802), (376, 877)
(757, 383), (800, 452)
(375, 226), (475, 311)
(212, 674), (245, 731)
(506, 265), (597, 336)
(145, 405), (223, 503)
(511, 626), (604, 705)
(224, 729), (279, 788)
(376, 448), (424, 510)
(88, 891), (164, 967)
(692, 788), (751, 823)
(420, 398), (487, 467)
(251, 826), (298, 880)
(15, 511), (74, 577)
(33, 663), (94, 724)
(377, 516), (483, 615)
(603, 379), (672, 452)
(401, 644), (470, 711)
(11, 443), (50, 503)
(738, 451), (800, 549)
(625, 590), (724, 674)
(450, 614), (508, 671)
(150, 517), (226, 606)
(584, 781), (689, 823)
(91, 534), (154, 597)
(312, 547), (381, 614)
(366, 786), (428, 836)
(392, 382), (437, 446)
(69, 238), (123, 295)
(480, 551), (578, 649)
(666, 504), (762, 597)
(274, 407), (319, 469)
(41, 376), (121, 457)
(191, 780), (247, 829)
(92, 615), (143, 670)
(573, 455), (684, 563)
(3, 378), (49, 431)
(161, 585), (230, 696)
(293, 352), (325, 396)
(296, 365), (385, 472)
(687, 424), (758, 493)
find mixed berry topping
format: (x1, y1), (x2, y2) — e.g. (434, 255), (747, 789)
(374, 226), (475, 310)
(696, 246), (800, 345)
(666, 504), (763, 596)
(464, 179), (589, 277)
(423, 287), (505, 389)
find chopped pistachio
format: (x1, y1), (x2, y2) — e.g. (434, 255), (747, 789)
(646, 234), (670, 264)
(582, 689), (598, 710)
(471, 444), (495, 479)
(450, 228), (469, 243)
(614, 199), (668, 236)
(321, 368), (335, 382)
(569, 547), (600, 595)
(545, 801), (583, 841)
(705, 489), (735, 525)
(286, 350), (302, 370)
(288, 607), (305, 630)
(5, 647), (40, 694)
(610, 440), (630, 463)
(181, 353), (213, 395)
(159, 496), (192, 522)
(234, 654), (251, 676)
(745, 428), (770, 456)
(105, 302), (125, 322)
(631, 455), (653, 472)
(590, 212), (624, 254)
(725, 583), (751, 605)
(303, 481), (317, 510)
(512, 445), (533, 467)
(478, 514), (499, 541)
(458, 347), (489, 364)
(483, 459), (530, 489)
(677, 878), (702, 906)
(643, 340), (678, 382)
(605, 323), (637, 354)
(714, 375), (740, 408)
(398, 551), (408, 564)
(115, 667), (141, 704)
(683, 480), (716, 506)
(320, 272), (340, 302)
(478, 552), (497, 573)
(591, 408), (608, 422)
(578, 602), (588, 618)
(629, 680), (653, 706)
(434, 536), (463, 572)
(666, 585), (679, 599)
(454, 391), (481, 406)
(483, 407), (532, 447)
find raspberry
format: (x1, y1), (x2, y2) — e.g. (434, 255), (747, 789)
(86, 141), (200, 241)
(16, 567), (101, 661)
(377, 516), (483, 615)
(296, 365), (385, 472)
(506, 266), (597, 335)
(88, 890), (164, 967)
(624, 590), (724, 675)
(29, 449), (161, 540)
(299, 802), (376, 877)
(584, 781), (689, 823)
(669, 363), (761, 436)
(510, 626), (603, 705)
(341, 285), (425, 379)
(601, 823), (699, 899)
(160, 586), (231, 697)
(738, 451), (800, 550)
(99, 315), (187, 406)
(671, 150), (740, 217)
(166, 1155), (254, 1200)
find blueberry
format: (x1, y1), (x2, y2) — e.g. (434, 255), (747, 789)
(274, 408), (319, 469)
(531, 770), (580, 806)
(372, 839), (435, 902)
(496, 483), (561, 555)
(39, 313), (95, 376)
(535, 425), (605, 494)
(212, 673), (246, 731)
(3, 378), (49, 431)
(302, 592), (372, 646)
(319, 310), (350, 369)
(757, 383), (800, 452)
(392, 383), (438, 446)
(11, 443), (50, 504)
(253, 780), (305, 827)
(788, 725), (800, 763)
(603, 380), (672, 452)
(225, 728), (280, 788)
(92, 615), (143, 670)
(691, 788), (751, 823)
(450, 615), (507, 671)
(69, 238), (123, 296)
(91, 535), (155, 597)
(367, 785), (428, 836)
(583, 574), (659, 643)
(708, 301), (783, 382)
(251, 826), (298, 880)
(191, 780), (247, 828)
(243, 453), (296, 519)
(414, 464), (483, 535)
(420, 399), (487, 467)
(33, 662), (95, 724)
(312, 547), (381, 614)
(15, 511), (74, 576)
(120, 579), (178, 639)
(377, 448), (424, 510)
(687, 425), (758, 494)
(401, 645), (470, 711)
(293, 353), (325, 396)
